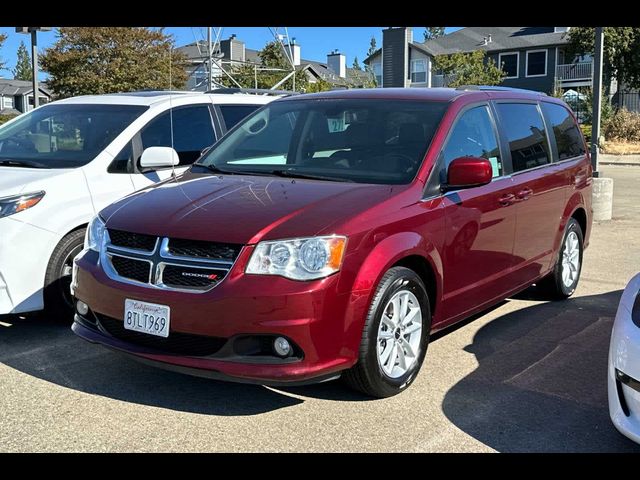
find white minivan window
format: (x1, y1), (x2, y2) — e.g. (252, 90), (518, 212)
(0, 104), (147, 169)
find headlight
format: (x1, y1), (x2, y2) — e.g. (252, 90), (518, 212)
(246, 235), (347, 280)
(84, 215), (106, 252)
(0, 191), (45, 218)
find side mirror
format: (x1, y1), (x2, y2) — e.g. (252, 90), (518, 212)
(139, 146), (180, 169)
(445, 156), (493, 191)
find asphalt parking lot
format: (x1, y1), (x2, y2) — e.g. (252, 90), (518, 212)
(2, 164), (640, 452)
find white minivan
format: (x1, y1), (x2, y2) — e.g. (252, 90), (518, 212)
(0, 90), (274, 316)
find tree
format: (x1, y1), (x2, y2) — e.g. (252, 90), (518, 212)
(39, 28), (188, 98)
(352, 56), (362, 70)
(13, 41), (32, 81)
(423, 27), (445, 41)
(0, 33), (7, 71)
(433, 50), (505, 87)
(367, 37), (377, 57)
(219, 40), (332, 93)
(567, 27), (640, 90)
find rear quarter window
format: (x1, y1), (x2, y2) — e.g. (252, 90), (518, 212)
(541, 102), (586, 160)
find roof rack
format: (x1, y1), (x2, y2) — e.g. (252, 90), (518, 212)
(206, 87), (298, 97)
(456, 85), (547, 96)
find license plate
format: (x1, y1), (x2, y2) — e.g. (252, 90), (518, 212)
(124, 299), (170, 338)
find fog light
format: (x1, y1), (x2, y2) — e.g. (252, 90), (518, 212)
(273, 336), (291, 357)
(76, 300), (89, 316)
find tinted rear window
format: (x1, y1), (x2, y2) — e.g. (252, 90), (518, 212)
(219, 104), (261, 130)
(495, 103), (551, 173)
(541, 102), (586, 160)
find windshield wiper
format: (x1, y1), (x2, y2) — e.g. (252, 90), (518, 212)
(0, 159), (47, 169)
(267, 169), (350, 183)
(193, 163), (276, 177)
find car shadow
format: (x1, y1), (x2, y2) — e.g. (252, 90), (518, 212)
(441, 288), (640, 452)
(0, 312), (367, 416)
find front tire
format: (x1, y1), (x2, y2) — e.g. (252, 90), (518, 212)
(539, 217), (584, 299)
(44, 229), (85, 319)
(343, 266), (431, 398)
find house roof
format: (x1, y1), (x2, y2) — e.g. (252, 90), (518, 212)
(178, 41), (370, 87)
(423, 27), (569, 55)
(364, 27), (570, 63)
(0, 78), (51, 96)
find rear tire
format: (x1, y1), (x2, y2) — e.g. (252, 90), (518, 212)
(343, 266), (431, 398)
(538, 217), (584, 299)
(44, 229), (85, 320)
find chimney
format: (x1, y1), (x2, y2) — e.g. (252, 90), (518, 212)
(220, 34), (245, 62)
(327, 49), (346, 78)
(288, 38), (301, 66)
(382, 27), (411, 87)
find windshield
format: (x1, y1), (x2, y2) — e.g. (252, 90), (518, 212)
(0, 104), (147, 169)
(197, 99), (448, 184)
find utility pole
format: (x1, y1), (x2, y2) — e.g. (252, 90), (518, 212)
(591, 27), (604, 177)
(207, 27), (213, 91)
(15, 27), (51, 110)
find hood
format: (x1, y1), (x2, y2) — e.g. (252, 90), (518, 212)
(102, 171), (401, 245)
(0, 166), (73, 198)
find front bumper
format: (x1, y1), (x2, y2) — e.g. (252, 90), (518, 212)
(0, 216), (60, 314)
(608, 274), (640, 444)
(72, 248), (367, 385)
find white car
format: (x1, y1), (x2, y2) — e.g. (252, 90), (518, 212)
(608, 273), (640, 443)
(0, 89), (274, 316)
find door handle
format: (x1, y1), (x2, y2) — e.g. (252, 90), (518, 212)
(516, 188), (533, 200)
(499, 193), (515, 206)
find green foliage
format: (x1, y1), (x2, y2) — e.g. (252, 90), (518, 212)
(40, 28), (188, 98)
(580, 124), (592, 142)
(0, 114), (18, 126)
(433, 50), (505, 87)
(0, 33), (7, 71)
(423, 27), (445, 41)
(13, 41), (32, 81)
(352, 56), (362, 70)
(603, 108), (640, 142)
(567, 27), (640, 90)
(305, 79), (334, 93)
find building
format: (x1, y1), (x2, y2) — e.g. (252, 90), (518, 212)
(176, 35), (372, 91)
(0, 79), (52, 115)
(364, 27), (594, 94)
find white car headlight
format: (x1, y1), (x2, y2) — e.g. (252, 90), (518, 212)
(0, 191), (45, 218)
(246, 235), (347, 280)
(84, 215), (106, 252)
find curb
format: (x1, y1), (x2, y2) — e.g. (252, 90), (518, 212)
(600, 162), (640, 167)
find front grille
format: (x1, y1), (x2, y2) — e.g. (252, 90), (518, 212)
(110, 256), (150, 283)
(162, 265), (227, 289)
(97, 314), (227, 356)
(168, 238), (241, 262)
(108, 229), (157, 251)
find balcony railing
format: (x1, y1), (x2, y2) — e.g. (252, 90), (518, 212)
(556, 62), (593, 82)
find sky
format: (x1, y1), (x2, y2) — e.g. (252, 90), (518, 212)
(0, 27), (461, 81)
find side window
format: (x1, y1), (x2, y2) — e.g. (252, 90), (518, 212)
(219, 104), (261, 131)
(541, 102), (586, 160)
(442, 105), (502, 178)
(140, 105), (216, 167)
(495, 103), (551, 173)
(107, 141), (134, 173)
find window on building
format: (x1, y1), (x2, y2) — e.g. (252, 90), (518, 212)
(410, 59), (427, 83)
(498, 52), (519, 78)
(526, 50), (547, 77)
(442, 105), (502, 178)
(140, 105), (216, 166)
(541, 102), (586, 160)
(372, 63), (382, 87)
(495, 103), (551, 172)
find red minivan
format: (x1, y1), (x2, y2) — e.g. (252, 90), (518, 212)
(71, 87), (592, 397)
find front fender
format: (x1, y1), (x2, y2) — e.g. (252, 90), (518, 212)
(341, 231), (443, 357)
